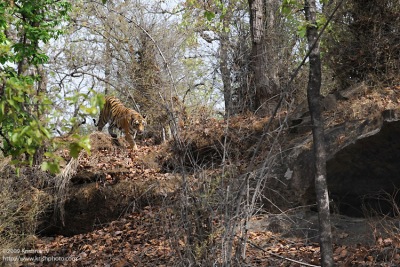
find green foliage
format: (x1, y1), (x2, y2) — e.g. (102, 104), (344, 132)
(7, 0), (71, 66)
(182, 0), (245, 37)
(0, 76), (48, 163)
(0, 0), (72, 172)
(69, 135), (91, 158)
(82, 93), (105, 116)
(41, 152), (63, 174)
(280, 0), (303, 16)
(47, 91), (101, 172)
(280, 0), (329, 38)
(204, 10), (216, 21)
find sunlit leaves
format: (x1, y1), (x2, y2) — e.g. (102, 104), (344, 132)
(41, 159), (61, 174)
(0, 0), (72, 172)
(182, 0), (242, 34)
(297, 24), (307, 38)
(4, 1), (71, 66)
(280, 0), (302, 16)
(69, 135), (91, 158)
(280, 0), (329, 38)
(316, 15), (327, 28)
(85, 94), (104, 116)
(5, 117), (50, 165)
(204, 10), (215, 21)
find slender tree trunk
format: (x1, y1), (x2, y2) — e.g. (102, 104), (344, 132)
(104, 39), (111, 95)
(248, 0), (267, 112)
(33, 65), (48, 166)
(304, 0), (334, 266)
(219, 30), (233, 116)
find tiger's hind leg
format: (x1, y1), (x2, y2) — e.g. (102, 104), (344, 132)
(108, 125), (118, 139)
(96, 110), (107, 131)
(107, 125), (122, 147)
(111, 138), (122, 147)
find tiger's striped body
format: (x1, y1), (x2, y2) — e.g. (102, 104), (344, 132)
(96, 96), (146, 150)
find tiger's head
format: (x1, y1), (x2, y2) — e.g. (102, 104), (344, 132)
(129, 112), (146, 135)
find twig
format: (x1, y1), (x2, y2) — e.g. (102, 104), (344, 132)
(0, 127), (12, 155)
(247, 239), (321, 267)
(54, 152), (83, 226)
(93, 0), (178, 97)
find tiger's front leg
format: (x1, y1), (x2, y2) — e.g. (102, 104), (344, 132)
(124, 129), (138, 150)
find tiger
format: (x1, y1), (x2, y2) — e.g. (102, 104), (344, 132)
(94, 96), (146, 150)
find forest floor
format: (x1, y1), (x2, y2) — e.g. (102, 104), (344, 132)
(24, 137), (400, 267)
(9, 84), (400, 266)
(32, 205), (400, 266)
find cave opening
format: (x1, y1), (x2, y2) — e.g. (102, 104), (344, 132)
(327, 121), (400, 217)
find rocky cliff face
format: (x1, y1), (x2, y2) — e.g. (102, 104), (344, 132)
(285, 84), (400, 217)
(327, 120), (400, 217)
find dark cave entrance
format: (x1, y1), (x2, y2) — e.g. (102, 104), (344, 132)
(326, 121), (400, 217)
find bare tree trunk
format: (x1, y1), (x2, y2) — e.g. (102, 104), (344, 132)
(104, 39), (112, 95)
(103, 0), (113, 95)
(248, 0), (280, 115)
(216, 1), (238, 117)
(248, 0), (267, 113)
(219, 30), (233, 116)
(33, 65), (48, 166)
(264, 0), (280, 103)
(304, 0), (334, 266)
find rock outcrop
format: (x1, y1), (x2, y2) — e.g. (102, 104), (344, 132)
(285, 84), (400, 217)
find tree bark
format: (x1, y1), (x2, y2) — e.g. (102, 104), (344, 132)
(248, 0), (267, 113)
(219, 22), (233, 116)
(33, 65), (48, 166)
(304, 0), (334, 266)
(248, 0), (280, 115)
(104, 39), (112, 95)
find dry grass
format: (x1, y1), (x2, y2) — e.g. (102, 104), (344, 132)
(53, 152), (83, 226)
(0, 157), (53, 255)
